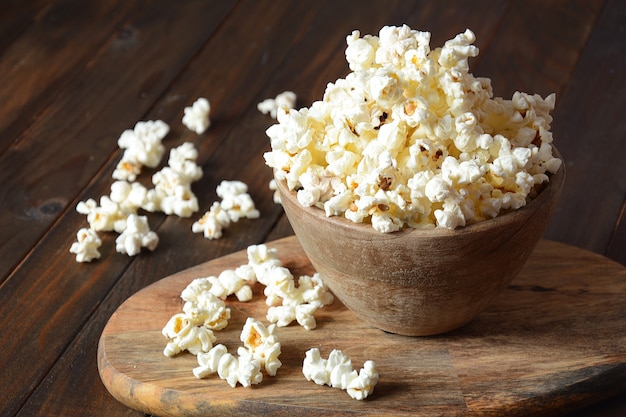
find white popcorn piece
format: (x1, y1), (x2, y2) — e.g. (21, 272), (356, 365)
(151, 168), (199, 217)
(191, 202), (231, 240)
(115, 214), (159, 256)
(240, 317), (282, 376)
(69, 228), (102, 262)
(108, 180), (149, 218)
(113, 120), (168, 181)
(76, 196), (128, 233)
(183, 97), (211, 134)
(180, 277), (231, 330)
(193, 343), (228, 379)
(168, 142), (203, 183)
(193, 344), (263, 388)
(258, 91), (297, 119)
(205, 269), (254, 302)
(162, 313), (217, 357)
(269, 179), (281, 204)
(215, 180), (260, 222)
(220, 192), (260, 222)
(191, 180), (259, 241)
(183, 292), (231, 331)
(264, 26), (562, 231)
(302, 348), (379, 400)
(246, 244), (282, 281)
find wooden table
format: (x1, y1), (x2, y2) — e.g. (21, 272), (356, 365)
(1, 1), (624, 416)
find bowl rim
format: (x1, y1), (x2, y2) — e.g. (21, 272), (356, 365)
(276, 146), (565, 238)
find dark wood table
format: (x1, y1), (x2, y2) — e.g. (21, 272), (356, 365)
(1, 1), (624, 416)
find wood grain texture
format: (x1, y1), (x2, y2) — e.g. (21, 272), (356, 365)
(99, 236), (626, 417)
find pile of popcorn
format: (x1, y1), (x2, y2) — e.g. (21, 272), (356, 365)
(264, 25), (563, 232)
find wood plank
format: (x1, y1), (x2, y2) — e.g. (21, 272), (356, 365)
(472, 0), (604, 98)
(0, 0), (236, 283)
(97, 237), (626, 416)
(543, 0), (626, 264)
(0, 0), (140, 153)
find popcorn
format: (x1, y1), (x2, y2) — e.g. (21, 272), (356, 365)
(302, 348), (379, 400)
(240, 317), (282, 376)
(162, 313), (217, 357)
(203, 269), (254, 302)
(193, 344), (263, 388)
(69, 228), (102, 262)
(269, 179), (281, 204)
(191, 201), (231, 240)
(168, 142), (203, 183)
(114, 214), (159, 256)
(257, 91), (297, 119)
(182, 98), (211, 134)
(113, 120), (168, 181)
(264, 26), (562, 231)
(76, 196), (128, 233)
(193, 318), (281, 387)
(192, 180), (259, 240)
(162, 278), (231, 357)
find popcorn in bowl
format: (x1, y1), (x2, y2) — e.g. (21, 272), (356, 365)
(264, 25), (562, 232)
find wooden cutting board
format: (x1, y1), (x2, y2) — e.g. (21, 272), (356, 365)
(98, 236), (626, 416)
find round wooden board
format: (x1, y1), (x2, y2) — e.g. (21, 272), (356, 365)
(98, 237), (626, 417)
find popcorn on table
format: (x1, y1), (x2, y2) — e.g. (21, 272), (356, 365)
(112, 120), (169, 181)
(258, 91), (297, 119)
(183, 97), (211, 134)
(191, 180), (260, 240)
(302, 348), (379, 400)
(115, 214), (159, 256)
(69, 228), (102, 262)
(264, 25), (563, 232)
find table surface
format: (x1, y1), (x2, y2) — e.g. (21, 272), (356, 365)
(1, 1), (624, 416)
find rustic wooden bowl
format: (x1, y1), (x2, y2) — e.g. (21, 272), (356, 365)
(276, 156), (565, 336)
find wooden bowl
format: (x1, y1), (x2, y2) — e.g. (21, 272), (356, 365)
(276, 156), (565, 336)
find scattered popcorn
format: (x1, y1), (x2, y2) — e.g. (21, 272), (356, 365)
(193, 344), (263, 388)
(183, 97), (211, 134)
(302, 348), (379, 400)
(258, 91), (297, 119)
(240, 317), (282, 376)
(168, 142), (203, 183)
(191, 201), (231, 240)
(69, 228), (102, 262)
(191, 180), (259, 240)
(162, 278), (232, 357)
(193, 319), (282, 388)
(115, 214), (159, 256)
(183, 290), (231, 331)
(246, 244), (282, 280)
(264, 25), (562, 232)
(162, 312), (217, 357)
(76, 196), (128, 233)
(150, 166), (200, 218)
(204, 269), (254, 302)
(269, 179), (281, 203)
(113, 120), (169, 181)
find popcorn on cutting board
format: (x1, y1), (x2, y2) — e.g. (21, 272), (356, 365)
(302, 348), (379, 400)
(264, 25), (563, 232)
